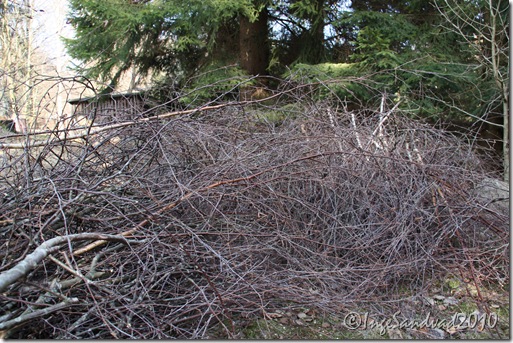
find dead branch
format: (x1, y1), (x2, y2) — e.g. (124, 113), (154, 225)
(0, 298), (79, 331)
(0, 233), (129, 292)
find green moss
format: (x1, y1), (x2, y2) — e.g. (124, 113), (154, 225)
(446, 277), (461, 290)
(180, 63), (253, 106)
(286, 63), (355, 80)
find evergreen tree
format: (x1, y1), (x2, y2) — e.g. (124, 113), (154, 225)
(65, 0), (346, 85)
(65, 0), (261, 89)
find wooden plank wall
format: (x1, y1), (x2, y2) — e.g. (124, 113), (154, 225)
(73, 96), (146, 125)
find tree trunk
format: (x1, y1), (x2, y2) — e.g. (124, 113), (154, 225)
(502, 99), (509, 182)
(239, 8), (269, 76)
(487, 0), (509, 182)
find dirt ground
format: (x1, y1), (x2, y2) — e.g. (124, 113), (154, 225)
(213, 279), (509, 339)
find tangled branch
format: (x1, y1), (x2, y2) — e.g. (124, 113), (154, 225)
(0, 83), (508, 338)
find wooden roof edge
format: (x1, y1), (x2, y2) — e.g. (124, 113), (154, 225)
(67, 91), (148, 105)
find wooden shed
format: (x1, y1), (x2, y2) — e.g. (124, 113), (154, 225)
(68, 92), (149, 125)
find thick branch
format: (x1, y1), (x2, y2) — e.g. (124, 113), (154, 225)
(0, 298), (79, 331)
(0, 233), (128, 292)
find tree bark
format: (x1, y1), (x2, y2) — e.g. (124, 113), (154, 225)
(0, 233), (129, 293)
(502, 99), (509, 182)
(239, 8), (269, 76)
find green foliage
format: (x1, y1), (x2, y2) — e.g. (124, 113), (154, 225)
(66, 0), (159, 83)
(178, 63), (252, 106)
(65, 0), (257, 88)
(269, 0), (342, 65)
(284, 57), (487, 124)
(285, 0), (491, 123)
(395, 59), (474, 119)
(336, 10), (417, 70)
(284, 62), (366, 102)
(352, 27), (401, 70)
